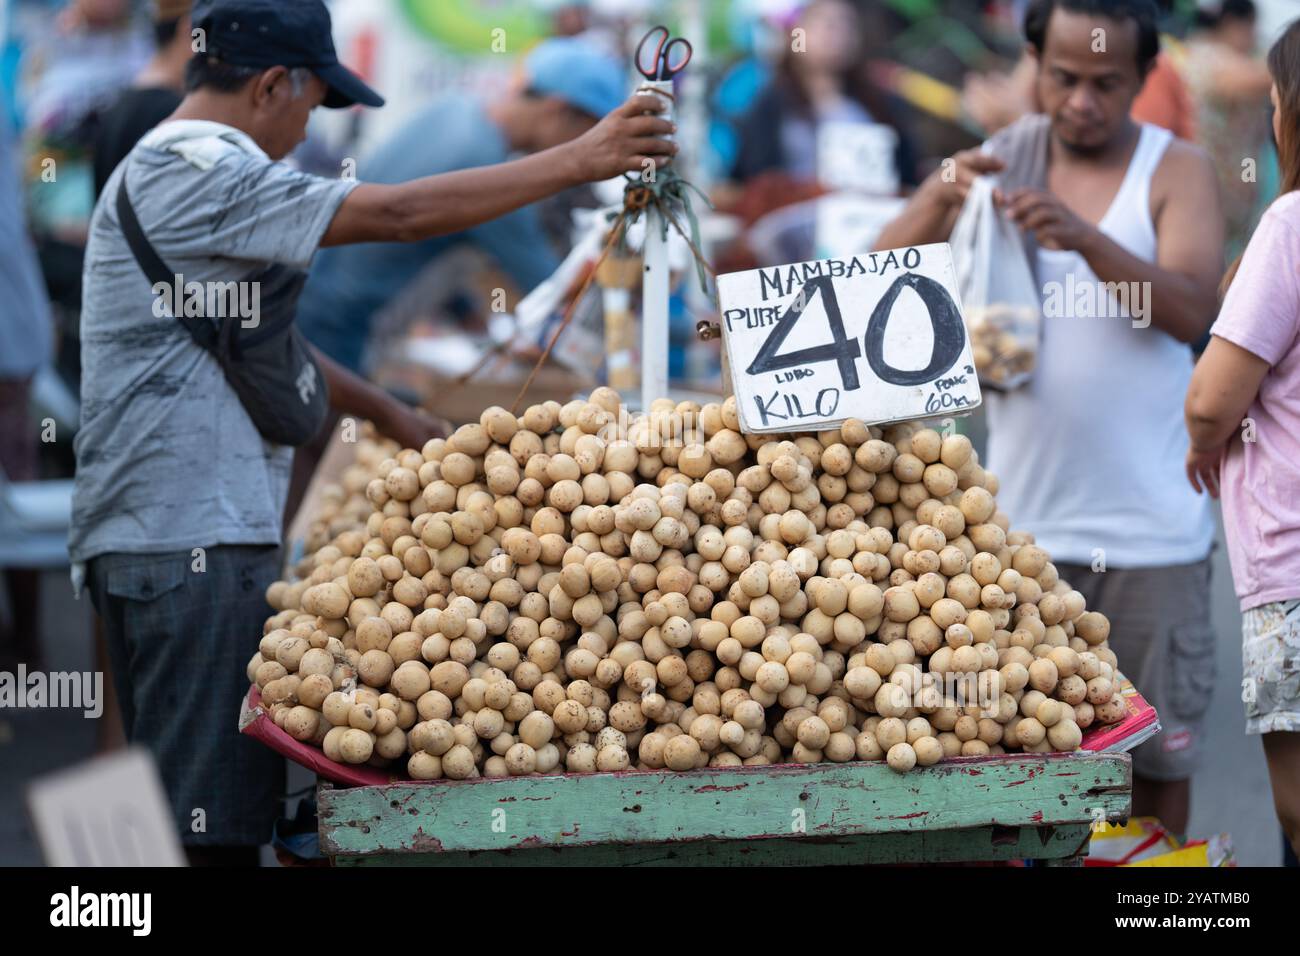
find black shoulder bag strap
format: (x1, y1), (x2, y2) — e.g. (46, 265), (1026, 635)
(115, 175), (220, 352)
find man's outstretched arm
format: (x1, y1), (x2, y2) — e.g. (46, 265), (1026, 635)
(322, 94), (675, 247)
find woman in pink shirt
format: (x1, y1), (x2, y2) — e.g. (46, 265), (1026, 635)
(1185, 19), (1300, 860)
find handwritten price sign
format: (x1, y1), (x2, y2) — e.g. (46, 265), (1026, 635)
(718, 243), (982, 433)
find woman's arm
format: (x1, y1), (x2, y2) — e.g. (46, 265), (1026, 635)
(1183, 335), (1270, 496)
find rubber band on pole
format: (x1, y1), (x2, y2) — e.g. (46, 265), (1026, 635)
(634, 83), (676, 104)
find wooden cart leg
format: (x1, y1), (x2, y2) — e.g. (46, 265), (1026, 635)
(1040, 825), (1093, 866)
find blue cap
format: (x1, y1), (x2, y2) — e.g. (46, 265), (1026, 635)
(191, 0), (384, 109)
(523, 37), (624, 120)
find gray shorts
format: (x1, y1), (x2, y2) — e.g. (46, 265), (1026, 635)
(87, 545), (285, 847)
(1056, 558), (1216, 783)
(1242, 598), (1300, 735)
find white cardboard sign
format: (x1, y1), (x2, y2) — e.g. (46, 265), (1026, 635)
(27, 747), (186, 867)
(718, 243), (982, 433)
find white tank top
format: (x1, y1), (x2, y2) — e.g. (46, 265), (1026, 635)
(984, 123), (1214, 568)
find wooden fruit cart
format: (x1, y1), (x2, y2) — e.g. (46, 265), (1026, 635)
(317, 751), (1130, 866)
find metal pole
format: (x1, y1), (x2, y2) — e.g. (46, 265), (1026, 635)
(677, 0), (714, 388)
(639, 77), (674, 412)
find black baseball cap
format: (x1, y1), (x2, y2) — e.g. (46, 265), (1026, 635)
(191, 0), (384, 109)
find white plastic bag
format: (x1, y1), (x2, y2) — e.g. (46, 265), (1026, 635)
(949, 176), (1041, 389)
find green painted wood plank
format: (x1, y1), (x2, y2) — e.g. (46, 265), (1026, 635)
(331, 823), (1093, 866)
(319, 753), (1129, 857)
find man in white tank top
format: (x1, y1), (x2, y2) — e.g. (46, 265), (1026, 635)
(876, 0), (1225, 838)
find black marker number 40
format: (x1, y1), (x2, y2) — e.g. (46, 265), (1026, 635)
(746, 272), (966, 389)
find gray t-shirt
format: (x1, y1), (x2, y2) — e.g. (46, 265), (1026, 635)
(70, 120), (357, 564)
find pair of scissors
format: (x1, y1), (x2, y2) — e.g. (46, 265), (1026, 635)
(635, 24), (692, 81)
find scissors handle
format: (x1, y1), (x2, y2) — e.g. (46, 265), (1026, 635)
(635, 25), (670, 81)
(659, 36), (692, 78)
(634, 25), (691, 80)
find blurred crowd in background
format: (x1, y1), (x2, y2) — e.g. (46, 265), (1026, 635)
(0, 0), (1290, 658)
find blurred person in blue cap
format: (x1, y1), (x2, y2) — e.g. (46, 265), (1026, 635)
(73, 0), (672, 865)
(294, 36), (628, 376)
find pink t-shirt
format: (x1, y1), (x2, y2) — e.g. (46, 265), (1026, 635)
(1211, 190), (1300, 611)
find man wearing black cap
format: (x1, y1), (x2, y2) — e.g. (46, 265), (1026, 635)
(72, 0), (674, 864)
